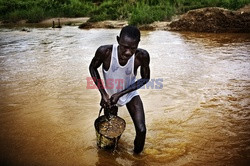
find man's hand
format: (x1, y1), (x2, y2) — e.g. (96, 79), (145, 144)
(110, 93), (121, 105)
(100, 94), (111, 109)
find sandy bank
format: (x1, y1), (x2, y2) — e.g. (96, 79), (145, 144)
(0, 17), (89, 27)
(170, 6), (250, 33)
(78, 20), (171, 31)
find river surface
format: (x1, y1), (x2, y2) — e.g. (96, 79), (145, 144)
(0, 26), (250, 166)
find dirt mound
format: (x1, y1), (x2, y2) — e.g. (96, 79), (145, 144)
(79, 20), (127, 29)
(169, 7), (250, 33)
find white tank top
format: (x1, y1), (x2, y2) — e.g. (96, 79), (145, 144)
(102, 44), (138, 106)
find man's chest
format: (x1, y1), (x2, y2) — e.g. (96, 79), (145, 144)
(103, 54), (140, 75)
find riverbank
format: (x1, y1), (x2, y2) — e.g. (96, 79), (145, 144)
(1, 5), (249, 33)
(0, 16), (171, 31)
(0, 17), (89, 28)
(78, 20), (171, 31)
(78, 5), (250, 32)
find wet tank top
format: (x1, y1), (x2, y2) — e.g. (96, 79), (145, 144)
(102, 44), (138, 106)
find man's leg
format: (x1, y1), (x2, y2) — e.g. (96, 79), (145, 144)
(126, 95), (146, 154)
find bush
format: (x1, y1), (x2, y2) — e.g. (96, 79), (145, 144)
(129, 3), (175, 26)
(0, 0), (94, 23)
(5, 10), (26, 23)
(26, 7), (46, 23)
(88, 0), (126, 22)
(60, 0), (93, 17)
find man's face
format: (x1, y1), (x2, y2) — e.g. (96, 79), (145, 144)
(117, 35), (139, 61)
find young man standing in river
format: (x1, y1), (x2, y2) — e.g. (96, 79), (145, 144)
(89, 25), (150, 154)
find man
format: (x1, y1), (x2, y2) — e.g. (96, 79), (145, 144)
(89, 25), (150, 154)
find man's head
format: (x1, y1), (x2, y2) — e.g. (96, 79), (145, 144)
(119, 25), (141, 42)
(117, 26), (141, 61)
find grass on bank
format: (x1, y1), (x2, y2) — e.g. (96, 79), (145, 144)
(0, 0), (94, 23)
(0, 0), (250, 25)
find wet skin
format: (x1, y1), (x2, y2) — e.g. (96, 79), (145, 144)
(89, 34), (150, 153)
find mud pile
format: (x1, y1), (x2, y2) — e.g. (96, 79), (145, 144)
(170, 7), (250, 33)
(79, 20), (127, 29)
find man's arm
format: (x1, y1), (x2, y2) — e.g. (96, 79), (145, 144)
(89, 46), (110, 108)
(110, 50), (150, 105)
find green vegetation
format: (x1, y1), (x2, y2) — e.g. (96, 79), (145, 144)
(0, 0), (249, 25)
(129, 1), (175, 25)
(0, 0), (94, 23)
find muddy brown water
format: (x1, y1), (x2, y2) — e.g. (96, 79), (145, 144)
(0, 26), (250, 166)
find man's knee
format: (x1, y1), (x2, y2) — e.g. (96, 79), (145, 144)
(136, 124), (146, 136)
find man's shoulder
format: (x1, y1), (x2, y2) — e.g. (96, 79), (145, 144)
(97, 45), (113, 54)
(95, 45), (113, 61)
(135, 48), (150, 60)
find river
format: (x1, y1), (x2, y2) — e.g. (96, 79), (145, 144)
(0, 26), (250, 166)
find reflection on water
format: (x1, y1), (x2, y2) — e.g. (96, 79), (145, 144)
(0, 27), (250, 165)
